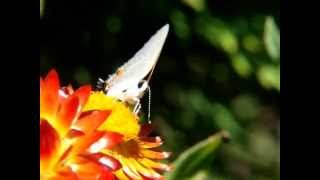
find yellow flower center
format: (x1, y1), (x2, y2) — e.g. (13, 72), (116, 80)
(83, 91), (141, 140)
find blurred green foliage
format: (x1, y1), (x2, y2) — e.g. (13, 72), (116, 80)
(166, 131), (230, 180)
(41, 0), (279, 179)
(40, 0), (44, 17)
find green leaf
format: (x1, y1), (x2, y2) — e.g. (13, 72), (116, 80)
(231, 53), (252, 78)
(170, 9), (191, 41)
(257, 64), (280, 91)
(182, 0), (206, 12)
(264, 17), (280, 61)
(166, 131), (230, 180)
(242, 34), (262, 53)
(195, 16), (238, 54)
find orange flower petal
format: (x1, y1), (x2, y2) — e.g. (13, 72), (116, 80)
(138, 136), (163, 149)
(140, 158), (173, 172)
(57, 146), (73, 166)
(114, 170), (131, 180)
(122, 165), (143, 180)
(138, 141), (163, 149)
(128, 159), (162, 179)
(140, 149), (171, 160)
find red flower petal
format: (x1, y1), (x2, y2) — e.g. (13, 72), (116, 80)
(72, 85), (91, 109)
(59, 85), (76, 102)
(40, 120), (60, 167)
(55, 166), (78, 180)
(102, 132), (123, 149)
(70, 131), (105, 156)
(40, 78), (44, 100)
(74, 110), (111, 134)
(139, 123), (153, 137)
(44, 69), (60, 90)
(74, 169), (115, 180)
(56, 96), (79, 135)
(41, 69), (60, 117)
(83, 153), (121, 172)
(142, 175), (164, 180)
(99, 170), (115, 180)
(66, 129), (85, 139)
(61, 84), (75, 96)
(87, 132), (123, 153)
(71, 157), (116, 180)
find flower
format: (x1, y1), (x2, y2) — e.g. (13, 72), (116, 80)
(83, 92), (172, 180)
(40, 69), (172, 179)
(40, 69), (122, 179)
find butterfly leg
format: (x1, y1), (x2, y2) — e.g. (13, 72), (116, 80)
(96, 78), (106, 92)
(133, 98), (141, 114)
(134, 103), (142, 115)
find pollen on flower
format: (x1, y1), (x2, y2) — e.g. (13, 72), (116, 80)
(84, 91), (141, 140)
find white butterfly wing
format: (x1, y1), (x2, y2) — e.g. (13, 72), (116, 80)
(107, 24), (169, 96)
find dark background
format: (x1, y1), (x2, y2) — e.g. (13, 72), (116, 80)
(40, 0), (279, 179)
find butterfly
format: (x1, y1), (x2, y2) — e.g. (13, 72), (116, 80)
(96, 24), (169, 119)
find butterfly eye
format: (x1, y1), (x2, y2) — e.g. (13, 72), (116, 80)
(138, 81), (144, 88)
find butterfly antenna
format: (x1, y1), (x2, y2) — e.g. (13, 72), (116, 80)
(146, 63), (157, 83)
(147, 85), (152, 124)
